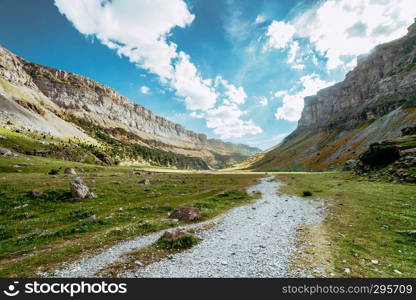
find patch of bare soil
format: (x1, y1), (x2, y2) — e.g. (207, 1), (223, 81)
(289, 220), (335, 278)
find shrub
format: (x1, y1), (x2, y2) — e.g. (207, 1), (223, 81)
(48, 169), (59, 175)
(156, 234), (198, 250)
(359, 143), (400, 167)
(303, 191), (313, 197)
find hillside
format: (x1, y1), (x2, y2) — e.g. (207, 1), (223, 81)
(0, 46), (260, 169)
(249, 20), (416, 171)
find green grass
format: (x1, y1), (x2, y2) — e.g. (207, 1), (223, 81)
(0, 154), (260, 277)
(277, 172), (416, 278)
(156, 234), (199, 250)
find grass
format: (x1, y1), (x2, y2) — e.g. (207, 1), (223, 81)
(0, 153), (260, 277)
(155, 234), (199, 250)
(277, 172), (416, 278)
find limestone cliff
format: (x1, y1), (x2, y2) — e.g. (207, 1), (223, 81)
(0, 46), (259, 169)
(250, 20), (416, 171)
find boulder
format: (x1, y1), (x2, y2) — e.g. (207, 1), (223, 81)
(69, 176), (97, 199)
(132, 170), (143, 175)
(161, 229), (188, 242)
(343, 159), (357, 171)
(401, 126), (416, 136)
(400, 148), (416, 156)
(32, 189), (43, 197)
(0, 135), (6, 140)
(0, 147), (13, 157)
(138, 179), (150, 185)
(64, 168), (77, 175)
(169, 206), (201, 221)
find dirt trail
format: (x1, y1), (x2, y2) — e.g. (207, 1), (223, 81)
(51, 176), (323, 278)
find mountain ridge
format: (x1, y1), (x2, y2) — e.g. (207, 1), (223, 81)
(0, 45), (260, 169)
(249, 19), (416, 171)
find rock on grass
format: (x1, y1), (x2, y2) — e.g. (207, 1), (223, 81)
(70, 176), (97, 199)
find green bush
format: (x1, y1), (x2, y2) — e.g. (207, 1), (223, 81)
(48, 169), (59, 175)
(359, 143), (400, 167)
(156, 234), (198, 250)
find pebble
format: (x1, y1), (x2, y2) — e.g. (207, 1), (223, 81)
(51, 177), (323, 278)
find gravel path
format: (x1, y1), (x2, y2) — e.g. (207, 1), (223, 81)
(51, 176), (323, 278)
(126, 176), (323, 278)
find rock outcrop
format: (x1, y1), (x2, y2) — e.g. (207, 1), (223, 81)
(250, 20), (416, 171)
(0, 45), (260, 168)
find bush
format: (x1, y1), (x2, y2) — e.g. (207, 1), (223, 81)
(303, 191), (313, 197)
(359, 143), (400, 167)
(156, 234), (198, 250)
(48, 169), (59, 175)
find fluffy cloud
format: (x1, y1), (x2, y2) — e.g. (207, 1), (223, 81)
(204, 105), (262, 139)
(54, 0), (218, 111)
(55, 0), (262, 139)
(172, 52), (217, 111)
(140, 86), (150, 95)
(292, 0), (416, 70)
(55, 0), (194, 80)
(257, 96), (268, 107)
(264, 21), (295, 50)
(215, 77), (247, 105)
(274, 74), (334, 121)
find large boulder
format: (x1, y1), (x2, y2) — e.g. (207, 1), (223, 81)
(69, 176), (97, 199)
(138, 179), (150, 185)
(161, 229), (189, 242)
(359, 143), (400, 167)
(169, 206), (201, 221)
(0, 147), (12, 156)
(64, 168), (77, 175)
(343, 159), (357, 171)
(401, 126), (416, 136)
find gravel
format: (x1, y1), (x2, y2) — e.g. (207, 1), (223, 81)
(51, 176), (323, 278)
(126, 176), (323, 278)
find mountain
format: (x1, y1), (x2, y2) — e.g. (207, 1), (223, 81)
(249, 20), (416, 171)
(0, 46), (260, 169)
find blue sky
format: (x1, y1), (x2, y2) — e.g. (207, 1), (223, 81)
(1, 0), (415, 149)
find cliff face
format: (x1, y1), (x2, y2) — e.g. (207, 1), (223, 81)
(250, 20), (416, 171)
(0, 46), (260, 169)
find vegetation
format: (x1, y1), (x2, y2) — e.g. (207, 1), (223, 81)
(0, 152), (260, 277)
(277, 172), (416, 278)
(156, 234), (199, 250)
(359, 143), (400, 167)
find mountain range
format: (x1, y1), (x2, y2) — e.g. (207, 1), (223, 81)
(0, 45), (260, 169)
(248, 19), (416, 171)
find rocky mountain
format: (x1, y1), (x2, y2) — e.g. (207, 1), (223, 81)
(0, 46), (260, 169)
(250, 20), (416, 171)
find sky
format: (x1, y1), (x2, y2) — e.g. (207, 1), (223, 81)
(1, 0), (415, 149)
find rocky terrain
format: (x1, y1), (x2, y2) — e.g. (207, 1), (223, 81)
(49, 177), (323, 278)
(250, 20), (416, 171)
(0, 45), (259, 169)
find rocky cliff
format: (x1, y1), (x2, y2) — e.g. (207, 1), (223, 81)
(0, 46), (259, 169)
(250, 20), (416, 171)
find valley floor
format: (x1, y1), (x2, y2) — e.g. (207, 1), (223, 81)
(0, 154), (415, 278)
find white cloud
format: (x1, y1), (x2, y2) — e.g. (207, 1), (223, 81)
(55, 0), (216, 111)
(140, 85), (150, 95)
(215, 77), (247, 105)
(258, 96), (268, 107)
(291, 0), (416, 70)
(172, 52), (217, 111)
(204, 105), (262, 139)
(54, 0), (262, 139)
(255, 15), (265, 24)
(264, 20), (295, 50)
(54, 0), (194, 81)
(274, 74), (334, 122)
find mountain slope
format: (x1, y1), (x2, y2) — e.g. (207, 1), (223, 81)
(0, 46), (260, 169)
(250, 20), (416, 171)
